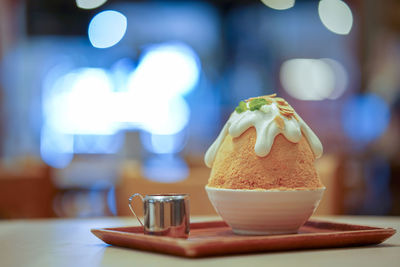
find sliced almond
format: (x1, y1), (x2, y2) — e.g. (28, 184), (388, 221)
(281, 113), (293, 119)
(265, 93), (277, 98)
(278, 105), (293, 110)
(274, 115), (285, 130)
(280, 109), (294, 114)
(274, 97), (288, 104)
(279, 108), (294, 114)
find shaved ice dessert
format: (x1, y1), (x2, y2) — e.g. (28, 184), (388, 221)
(205, 94), (324, 190)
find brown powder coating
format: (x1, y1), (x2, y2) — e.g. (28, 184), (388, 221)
(207, 127), (324, 190)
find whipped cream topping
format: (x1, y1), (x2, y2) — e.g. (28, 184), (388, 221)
(204, 99), (323, 168)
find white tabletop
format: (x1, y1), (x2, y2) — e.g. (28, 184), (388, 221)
(1, 216), (399, 267)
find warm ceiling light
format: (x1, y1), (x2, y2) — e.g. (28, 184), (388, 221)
(318, 0), (353, 35)
(260, 0), (295, 10)
(76, 0), (107, 10)
(88, 10), (127, 49)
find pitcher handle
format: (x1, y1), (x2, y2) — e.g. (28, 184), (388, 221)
(128, 193), (144, 227)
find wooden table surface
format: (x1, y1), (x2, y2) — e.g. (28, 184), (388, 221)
(1, 216), (399, 267)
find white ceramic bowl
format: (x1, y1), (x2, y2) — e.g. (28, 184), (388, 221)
(205, 186), (325, 235)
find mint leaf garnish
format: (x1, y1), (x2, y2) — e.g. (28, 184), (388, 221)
(249, 98), (270, 111)
(235, 101), (248, 113)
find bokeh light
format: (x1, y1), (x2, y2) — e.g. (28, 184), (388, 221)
(41, 67), (119, 167)
(128, 43), (201, 97)
(40, 42), (200, 167)
(342, 93), (390, 143)
(150, 134), (180, 154)
(260, 0), (295, 10)
(40, 127), (74, 168)
(44, 68), (116, 135)
(124, 42), (199, 136)
(88, 10), (127, 48)
(322, 58), (348, 100)
(142, 155), (189, 183)
(141, 131), (186, 155)
(280, 58), (335, 100)
(140, 95), (190, 135)
(280, 58), (348, 100)
(76, 0), (107, 10)
(318, 0), (353, 35)
(107, 186), (117, 216)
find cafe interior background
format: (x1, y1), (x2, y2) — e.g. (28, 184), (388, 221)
(0, 0), (399, 219)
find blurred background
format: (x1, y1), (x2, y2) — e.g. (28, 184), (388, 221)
(0, 0), (399, 219)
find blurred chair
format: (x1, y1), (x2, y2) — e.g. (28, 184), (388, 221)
(314, 154), (342, 215)
(0, 158), (56, 219)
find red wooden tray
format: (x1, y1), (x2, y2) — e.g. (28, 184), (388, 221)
(91, 220), (396, 258)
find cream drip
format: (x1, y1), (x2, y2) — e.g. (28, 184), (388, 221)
(204, 101), (323, 168)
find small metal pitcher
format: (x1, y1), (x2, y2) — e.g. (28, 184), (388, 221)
(128, 193), (190, 238)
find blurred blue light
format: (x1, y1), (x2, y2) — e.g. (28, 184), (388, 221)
(39, 42), (201, 167)
(128, 42), (201, 97)
(88, 10), (127, 49)
(342, 93), (390, 143)
(111, 58), (136, 92)
(74, 134), (123, 154)
(44, 68), (116, 135)
(41, 67), (122, 165)
(141, 95), (190, 135)
(142, 155), (189, 183)
(150, 134), (182, 154)
(40, 127), (74, 168)
(140, 131), (186, 154)
(107, 186), (117, 216)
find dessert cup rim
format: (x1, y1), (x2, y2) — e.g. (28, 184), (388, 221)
(205, 185), (326, 193)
